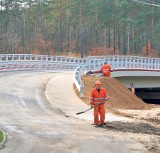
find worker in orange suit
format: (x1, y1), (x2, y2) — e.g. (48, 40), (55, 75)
(101, 62), (111, 77)
(86, 62), (111, 77)
(90, 81), (109, 128)
(130, 83), (135, 95)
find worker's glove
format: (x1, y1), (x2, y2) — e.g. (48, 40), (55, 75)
(86, 71), (92, 74)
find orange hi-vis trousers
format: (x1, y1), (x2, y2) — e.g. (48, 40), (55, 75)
(94, 103), (105, 125)
(103, 70), (110, 77)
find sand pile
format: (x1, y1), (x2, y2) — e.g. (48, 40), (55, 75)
(76, 75), (150, 110)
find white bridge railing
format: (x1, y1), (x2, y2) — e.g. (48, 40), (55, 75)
(0, 54), (87, 70)
(1, 54), (160, 70)
(0, 54), (160, 97)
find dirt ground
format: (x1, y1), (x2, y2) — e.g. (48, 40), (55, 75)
(74, 74), (160, 153)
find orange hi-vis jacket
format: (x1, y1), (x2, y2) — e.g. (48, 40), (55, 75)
(101, 64), (111, 76)
(90, 87), (108, 105)
(131, 86), (135, 94)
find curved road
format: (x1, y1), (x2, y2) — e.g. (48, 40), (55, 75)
(0, 71), (148, 153)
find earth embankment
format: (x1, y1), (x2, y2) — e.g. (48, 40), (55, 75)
(77, 75), (148, 110)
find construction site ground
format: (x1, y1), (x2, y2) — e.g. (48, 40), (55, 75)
(0, 71), (159, 153)
(74, 74), (160, 153)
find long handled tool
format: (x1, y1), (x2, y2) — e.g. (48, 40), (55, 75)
(76, 101), (105, 115)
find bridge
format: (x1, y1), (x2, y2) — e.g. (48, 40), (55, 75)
(0, 54), (160, 103)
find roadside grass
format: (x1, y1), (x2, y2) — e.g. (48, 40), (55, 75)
(0, 130), (4, 143)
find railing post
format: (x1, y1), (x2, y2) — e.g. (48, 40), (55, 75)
(80, 85), (84, 97)
(23, 54), (26, 60)
(5, 55), (8, 61)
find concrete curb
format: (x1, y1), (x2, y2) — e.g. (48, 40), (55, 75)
(0, 128), (6, 149)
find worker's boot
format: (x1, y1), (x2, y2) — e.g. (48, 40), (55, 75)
(99, 124), (106, 128)
(95, 124), (100, 127)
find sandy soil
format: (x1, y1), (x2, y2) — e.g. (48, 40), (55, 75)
(74, 74), (160, 153)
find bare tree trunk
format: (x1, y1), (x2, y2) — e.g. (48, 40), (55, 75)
(151, 0), (155, 50)
(117, 21), (121, 54)
(5, 2), (9, 33)
(22, 12), (26, 54)
(79, 0), (84, 58)
(67, 0), (70, 53)
(0, 0), (2, 33)
(39, 0), (49, 55)
(123, 32), (127, 55)
(113, 21), (116, 54)
(146, 30), (149, 56)
(28, 0), (31, 54)
(58, 0), (63, 52)
(104, 27), (107, 48)
(108, 21), (111, 49)
(127, 26), (130, 54)
(95, 0), (98, 46)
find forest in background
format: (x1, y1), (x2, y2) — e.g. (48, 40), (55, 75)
(0, 0), (160, 58)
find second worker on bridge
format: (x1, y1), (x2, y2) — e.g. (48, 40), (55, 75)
(86, 62), (111, 77)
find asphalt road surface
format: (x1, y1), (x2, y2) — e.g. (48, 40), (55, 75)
(0, 71), (148, 153)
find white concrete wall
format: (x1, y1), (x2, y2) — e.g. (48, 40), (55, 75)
(111, 71), (160, 88)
